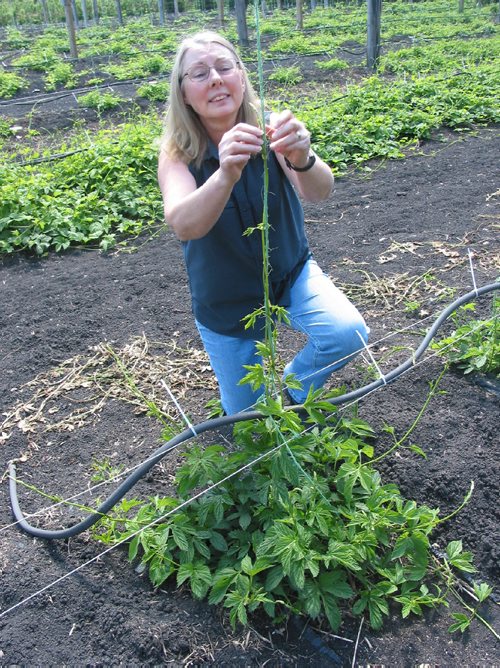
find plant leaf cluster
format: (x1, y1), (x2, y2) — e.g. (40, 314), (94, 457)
(432, 299), (500, 376)
(0, 69), (28, 99)
(0, 118), (163, 254)
(297, 63), (499, 173)
(94, 399), (481, 632)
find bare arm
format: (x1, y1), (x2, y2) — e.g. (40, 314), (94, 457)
(267, 110), (334, 202)
(158, 123), (263, 241)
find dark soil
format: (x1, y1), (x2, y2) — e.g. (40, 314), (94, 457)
(1, 125), (499, 665)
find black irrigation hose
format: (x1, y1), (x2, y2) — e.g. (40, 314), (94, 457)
(9, 281), (499, 540)
(0, 74), (169, 108)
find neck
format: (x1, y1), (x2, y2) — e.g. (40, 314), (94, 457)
(202, 113), (239, 146)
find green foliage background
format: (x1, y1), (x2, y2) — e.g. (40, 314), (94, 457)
(0, 1), (499, 254)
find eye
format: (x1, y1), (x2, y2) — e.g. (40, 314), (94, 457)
(216, 60), (235, 74)
(190, 66), (209, 81)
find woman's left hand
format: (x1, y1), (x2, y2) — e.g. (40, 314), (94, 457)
(266, 109), (311, 169)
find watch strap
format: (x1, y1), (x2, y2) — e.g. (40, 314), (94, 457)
(284, 153), (316, 172)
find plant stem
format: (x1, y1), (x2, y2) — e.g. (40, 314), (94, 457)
(451, 586), (500, 640)
(437, 480), (474, 525)
(254, 1), (279, 401)
(370, 366), (446, 465)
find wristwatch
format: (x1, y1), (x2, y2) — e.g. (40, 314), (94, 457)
(284, 153), (316, 172)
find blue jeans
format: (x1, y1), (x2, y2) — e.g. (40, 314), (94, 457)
(196, 258), (369, 415)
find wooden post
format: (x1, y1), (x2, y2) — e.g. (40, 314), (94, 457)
(296, 0), (303, 30)
(115, 0), (123, 25)
(367, 0), (382, 70)
(81, 0), (88, 27)
(217, 0), (224, 27)
(235, 0), (249, 47)
(458, 0), (464, 12)
(71, 0), (79, 29)
(158, 0), (165, 24)
(40, 0), (50, 24)
(173, 0), (179, 18)
(261, 0), (267, 17)
(92, 0), (99, 24)
(9, 0), (18, 27)
(63, 0), (78, 57)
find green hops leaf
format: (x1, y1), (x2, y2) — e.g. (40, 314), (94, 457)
(448, 612), (470, 634)
(473, 582), (492, 602)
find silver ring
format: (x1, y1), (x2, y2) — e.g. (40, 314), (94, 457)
(296, 131), (302, 140)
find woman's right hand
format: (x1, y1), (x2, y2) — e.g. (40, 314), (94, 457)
(218, 123), (264, 184)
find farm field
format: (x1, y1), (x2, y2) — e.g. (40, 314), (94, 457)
(1, 1), (499, 664)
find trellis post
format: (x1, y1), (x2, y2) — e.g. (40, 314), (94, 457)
(81, 0), (88, 27)
(296, 0), (303, 29)
(158, 0), (165, 25)
(217, 0), (224, 27)
(40, 0), (50, 24)
(92, 0), (99, 24)
(71, 0), (79, 29)
(62, 0), (79, 57)
(235, 0), (249, 47)
(367, 0), (382, 70)
(115, 0), (124, 25)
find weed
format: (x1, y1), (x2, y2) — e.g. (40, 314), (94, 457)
(0, 117), (163, 254)
(0, 70), (28, 98)
(91, 457), (124, 484)
(12, 48), (60, 71)
(44, 62), (77, 91)
(432, 298), (500, 376)
(315, 57), (349, 72)
(86, 77), (105, 86)
(404, 300), (422, 314)
(137, 81), (170, 102)
(268, 65), (303, 86)
(78, 91), (123, 113)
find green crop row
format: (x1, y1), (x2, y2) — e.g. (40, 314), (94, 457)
(298, 63), (499, 172)
(0, 119), (163, 254)
(2, 59), (498, 255)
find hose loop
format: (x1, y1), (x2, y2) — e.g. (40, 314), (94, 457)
(9, 281), (499, 540)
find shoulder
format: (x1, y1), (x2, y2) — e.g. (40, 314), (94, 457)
(158, 151), (192, 188)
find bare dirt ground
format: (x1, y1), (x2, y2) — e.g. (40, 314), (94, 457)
(1, 126), (499, 664)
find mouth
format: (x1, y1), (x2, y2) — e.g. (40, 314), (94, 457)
(209, 94), (230, 103)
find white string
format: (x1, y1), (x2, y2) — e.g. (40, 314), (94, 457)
(0, 443), (165, 536)
(282, 305), (439, 390)
(0, 315), (494, 621)
(160, 379), (198, 437)
(0, 438), (285, 621)
(356, 329), (387, 384)
(0, 307), (493, 537)
(467, 248), (479, 297)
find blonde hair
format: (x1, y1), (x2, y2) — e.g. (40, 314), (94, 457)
(160, 31), (260, 168)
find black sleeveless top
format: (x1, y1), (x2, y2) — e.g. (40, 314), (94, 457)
(183, 140), (310, 338)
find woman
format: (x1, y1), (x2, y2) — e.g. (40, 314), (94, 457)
(158, 31), (368, 415)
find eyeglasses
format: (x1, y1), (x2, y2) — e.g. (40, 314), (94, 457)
(180, 58), (239, 84)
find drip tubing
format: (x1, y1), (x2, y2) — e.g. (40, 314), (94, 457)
(8, 281), (499, 540)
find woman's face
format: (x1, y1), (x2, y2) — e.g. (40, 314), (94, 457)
(180, 43), (245, 128)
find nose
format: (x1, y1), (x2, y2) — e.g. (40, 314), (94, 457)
(207, 66), (223, 84)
